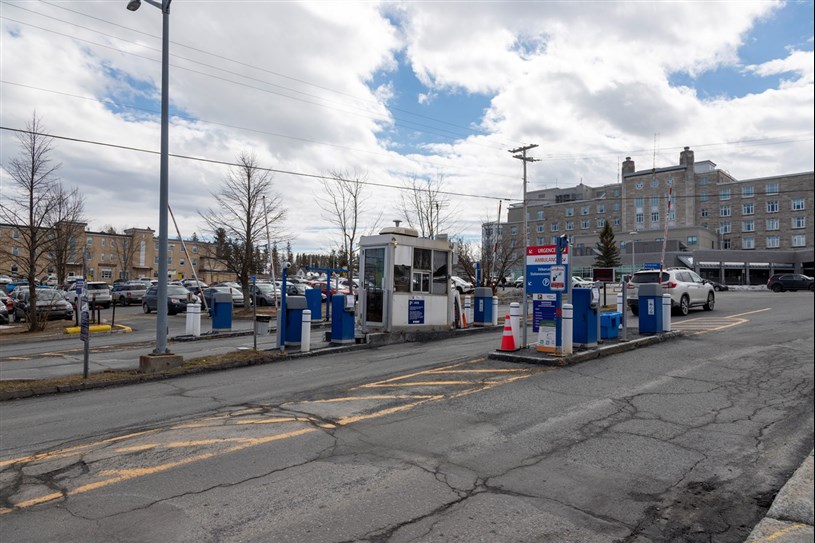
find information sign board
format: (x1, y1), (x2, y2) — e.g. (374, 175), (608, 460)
(525, 245), (569, 294)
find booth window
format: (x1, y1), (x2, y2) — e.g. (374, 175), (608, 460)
(412, 248), (432, 293)
(394, 265), (411, 292)
(432, 250), (448, 294)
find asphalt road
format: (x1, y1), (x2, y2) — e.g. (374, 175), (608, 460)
(0, 290), (812, 542)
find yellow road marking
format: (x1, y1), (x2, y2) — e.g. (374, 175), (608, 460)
(2, 359), (537, 513)
(360, 380), (476, 387)
(753, 523), (811, 542)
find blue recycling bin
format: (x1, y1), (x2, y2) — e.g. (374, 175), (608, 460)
(600, 311), (621, 339)
(572, 287), (598, 346)
(305, 288), (322, 320)
(284, 296), (307, 347)
(637, 283), (664, 335)
(331, 294), (355, 344)
(472, 287), (493, 326)
(211, 292), (233, 331)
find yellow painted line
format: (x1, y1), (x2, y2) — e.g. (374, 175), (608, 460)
(728, 308), (771, 318)
(337, 397), (444, 425)
(307, 395), (439, 403)
(2, 356), (32, 361)
(359, 380), (476, 387)
(351, 361), (473, 389)
(425, 369), (528, 374)
(753, 523), (811, 542)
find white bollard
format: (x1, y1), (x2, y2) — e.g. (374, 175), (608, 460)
(662, 294), (671, 332)
(492, 297), (499, 326)
(509, 302), (521, 349)
(616, 293), (624, 329)
(562, 303), (573, 355)
(186, 303), (201, 337)
(301, 310), (311, 352)
(464, 295), (472, 328)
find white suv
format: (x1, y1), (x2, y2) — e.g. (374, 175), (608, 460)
(65, 281), (113, 309)
(627, 268), (714, 316)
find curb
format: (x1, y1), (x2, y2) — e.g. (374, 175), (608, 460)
(64, 324), (133, 334)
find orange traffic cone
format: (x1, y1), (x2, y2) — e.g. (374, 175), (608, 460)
(498, 315), (516, 351)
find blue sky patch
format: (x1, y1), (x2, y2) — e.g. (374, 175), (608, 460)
(100, 64), (190, 122)
(369, 51), (493, 155)
(668, 0), (814, 99)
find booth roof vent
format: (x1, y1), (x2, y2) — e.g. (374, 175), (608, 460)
(379, 226), (419, 237)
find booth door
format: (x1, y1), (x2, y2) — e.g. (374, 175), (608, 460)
(363, 247), (385, 325)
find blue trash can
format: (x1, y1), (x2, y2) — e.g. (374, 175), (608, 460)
(572, 288), (598, 346)
(331, 294), (355, 344)
(472, 287), (493, 326)
(637, 283), (664, 335)
(211, 292), (233, 331)
(600, 311), (621, 339)
(305, 288), (322, 320)
(284, 296), (307, 347)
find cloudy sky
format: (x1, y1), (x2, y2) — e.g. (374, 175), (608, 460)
(1, 0), (813, 254)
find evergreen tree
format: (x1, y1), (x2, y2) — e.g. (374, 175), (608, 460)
(594, 221), (621, 268)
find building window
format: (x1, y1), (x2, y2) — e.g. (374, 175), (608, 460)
(741, 186), (754, 198)
(510, 226), (518, 235)
(766, 236), (780, 248)
(100, 253), (105, 262)
(687, 236), (698, 245)
(719, 222), (731, 234)
(101, 239), (106, 247)
(536, 224), (545, 233)
(742, 220), (755, 232)
(613, 202), (620, 211)
(766, 201), (779, 213)
(87, 237), (93, 245)
(566, 221), (574, 231)
(12, 246), (20, 256)
(510, 239), (516, 248)
(701, 208), (709, 217)
(596, 204), (605, 214)
(168, 256), (173, 265)
(650, 211), (660, 222)
(12, 230), (20, 239)
(720, 206), (731, 217)
(700, 191), (708, 202)
(580, 205), (590, 215)
(699, 176), (708, 185)
(668, 210), (675, 222)
(792, 235), (806, 247)
(536, 210), (545, 220)
(191, 245), (199, 254)
(596, 218), (605, 228)
(551, 223), (559, 232)
(722, 238), (732, 249)
(792, 216), (806, 229)
(650, 196), (660, 208)
(536, 237), (544, 245)
(742, 237), (755, 249)
(766, 183), (779, 195)
(791, 198), (805, 211)
(613, 217), (621, 226)
(101, 269), (112, 279)
(635, 197), (644, 208)
(179, 260), (185, 266)
(580, 220), (590, 229)
(742, 203), (754, 215)
(565, 207), (574, 217)
(635, 213), (644, 224)
(766, 218), (780, 231)
(720, 188), (731, 200)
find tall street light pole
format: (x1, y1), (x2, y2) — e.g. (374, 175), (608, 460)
(127, 0), (172, 355)
(510, 144), (539, 349)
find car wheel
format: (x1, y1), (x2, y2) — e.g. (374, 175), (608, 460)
(119, 296), (127, 306)
(713, 285), (721, 292)
(810, 284), (815, 292)
(630, 306), (639, 317)
(678, 295), (690, 316)
(258, 298), (267, 307)
(143, 303), (151, 314)
(771, 284), (783, 293)
(703, 292), (715, 311)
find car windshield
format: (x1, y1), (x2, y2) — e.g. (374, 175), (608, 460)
(631, 272), (669, 284)
(254, 284), (276, 292)
(37, 290), (64, 302)
(168, 286), (191, 295)
(87, 284), (108, 291)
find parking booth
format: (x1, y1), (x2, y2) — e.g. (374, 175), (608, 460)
(304, 288), (322, 321)
(637, 283), (664, 335)
(358, 223), (454, 335)
(284, 296), (307, 347)
(211, 292), (233, 331)
(331, 294), (356, 344)
(572, 287), (598, 347)
(472, 287), (494, 326)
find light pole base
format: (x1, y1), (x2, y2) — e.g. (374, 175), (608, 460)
(139, 352), (184, 373)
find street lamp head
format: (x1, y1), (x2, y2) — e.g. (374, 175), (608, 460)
(126, 0), (141, 11)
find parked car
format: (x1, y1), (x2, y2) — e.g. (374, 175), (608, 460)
(142, 285), (193, 315)
(627, 267), (715, 316)
(514, 276), (525, 288)
(10, 288), (74, 322)
(111, 282), (148, 306)
(248, 283), (280, 306)
(0, 303), (9, 325)
(767, 274), (814, 292)
(286, 282), (325, 300)
(572, 276), (594, 288)
(65, 281), (112, 308)
(0, 291), (13, 312)
(202, 286), (245, 308)
(451, 276), (474, 294)
(708, 280), (729, 292)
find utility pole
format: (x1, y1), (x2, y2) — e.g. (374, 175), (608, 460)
(509, 144), (539, 349)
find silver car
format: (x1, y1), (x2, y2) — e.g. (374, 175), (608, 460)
(627, 268), (715, 316)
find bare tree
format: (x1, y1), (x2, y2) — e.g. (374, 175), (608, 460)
(199, 152), (285, 301)
(0, 113), (62, 331)
(317, 168), (383, 282)
(480, 218), (521, 289)
(452, 237), (481, 284)
(48, 185), (86, 286)
(397, 174), (458, 239)
(102, 227), (140, 281)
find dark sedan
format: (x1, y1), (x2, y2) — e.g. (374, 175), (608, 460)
(767, 274), (814, 292)
(707, 280), (729, 292)
(11, 289), (74, 322)
(142, 285), (193, 315)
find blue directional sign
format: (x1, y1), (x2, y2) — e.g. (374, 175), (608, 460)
(525, 245), (569, 294)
